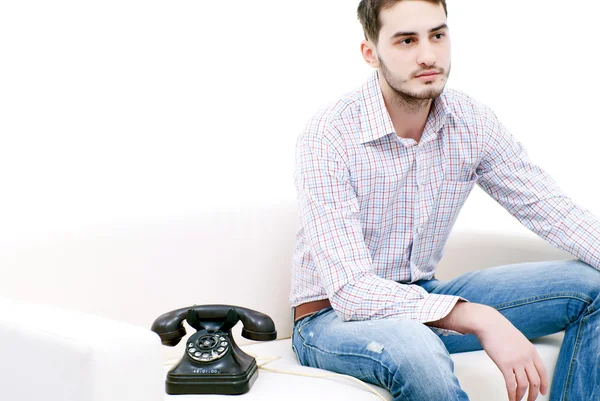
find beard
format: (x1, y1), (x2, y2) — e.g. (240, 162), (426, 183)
(379, 56), (451, 112)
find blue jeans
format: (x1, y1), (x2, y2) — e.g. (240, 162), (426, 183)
(291, 259), (600, 401)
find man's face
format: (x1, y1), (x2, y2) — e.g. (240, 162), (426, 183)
(374, 1), (451, 101)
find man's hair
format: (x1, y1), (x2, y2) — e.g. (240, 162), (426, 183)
(357, 0), (448, 44)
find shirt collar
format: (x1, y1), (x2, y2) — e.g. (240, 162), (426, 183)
(358, 70), (455, 145)
(358, 71), (395, 144)
(426, 89), (455, 138)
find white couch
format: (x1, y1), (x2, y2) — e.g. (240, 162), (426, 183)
(0, 203), (573, 401)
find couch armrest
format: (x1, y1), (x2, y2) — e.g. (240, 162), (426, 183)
(0, 297), (164, 401)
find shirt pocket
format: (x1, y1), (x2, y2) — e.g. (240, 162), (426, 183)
(429, 177), (478, 238)
(412, 177), (478, 272)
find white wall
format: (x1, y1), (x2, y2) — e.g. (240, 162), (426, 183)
(1, 0), (598, 239)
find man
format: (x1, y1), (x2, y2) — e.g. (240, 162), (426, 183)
(290, 1), (600, 400)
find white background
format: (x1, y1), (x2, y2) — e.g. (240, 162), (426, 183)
(1, 0), (598, 240)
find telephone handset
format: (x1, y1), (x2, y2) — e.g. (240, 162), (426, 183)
(151, 304), (277, 395)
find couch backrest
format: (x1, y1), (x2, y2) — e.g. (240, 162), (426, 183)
(0, 202), (571, 360)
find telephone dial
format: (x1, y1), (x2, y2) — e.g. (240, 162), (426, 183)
(151, 305), (277, 395)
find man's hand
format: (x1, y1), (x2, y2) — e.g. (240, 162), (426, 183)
(476, 314), (549, 401)
(427, 302), (549, 401)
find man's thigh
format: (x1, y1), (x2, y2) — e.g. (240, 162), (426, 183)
(423, 259), (600, 353)
(292, 307), (468, 401)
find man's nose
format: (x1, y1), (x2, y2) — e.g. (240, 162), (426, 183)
(416, 42), (436, 67)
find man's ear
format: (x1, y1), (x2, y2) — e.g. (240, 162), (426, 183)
(360, 40), (380, 68)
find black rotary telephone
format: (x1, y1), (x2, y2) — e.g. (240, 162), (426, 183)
(151, 305), (277, 395)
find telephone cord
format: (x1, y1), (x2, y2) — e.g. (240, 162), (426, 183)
(256, 356), (388, 401)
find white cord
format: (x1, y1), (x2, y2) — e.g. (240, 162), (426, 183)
(254, 354), (388, 401)
(163, 358), (180, 367)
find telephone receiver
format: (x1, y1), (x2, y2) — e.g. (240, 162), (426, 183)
(151, 304), (277, 395)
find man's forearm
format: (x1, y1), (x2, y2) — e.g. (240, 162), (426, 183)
(425, 301), (503, 336)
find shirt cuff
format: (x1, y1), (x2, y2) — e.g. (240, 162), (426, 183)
(416, 294), (467, 336)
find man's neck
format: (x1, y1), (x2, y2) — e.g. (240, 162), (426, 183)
(380, 81), (433, 144)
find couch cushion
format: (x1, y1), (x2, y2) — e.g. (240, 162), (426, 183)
(0, 297), (165, 401)
(163, 333), (563, 401)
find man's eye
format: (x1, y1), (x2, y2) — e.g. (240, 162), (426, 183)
(434, 33), (445, 39)
(400, 38), (413, 45)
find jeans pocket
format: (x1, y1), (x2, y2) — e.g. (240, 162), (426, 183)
(291, 327), (310, 365)
(294, 307), (333, 336)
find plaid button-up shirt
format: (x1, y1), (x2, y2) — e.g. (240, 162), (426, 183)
(291, 71), (600, 323)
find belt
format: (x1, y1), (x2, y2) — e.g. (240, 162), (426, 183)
(293, 299), (331, 322)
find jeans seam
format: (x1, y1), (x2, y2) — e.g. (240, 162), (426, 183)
(561, 312), (590, 401)
(491, 292), (593, 311)
(562, 319), (583, 401)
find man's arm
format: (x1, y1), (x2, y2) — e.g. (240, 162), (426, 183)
(446, 104), (594, 401)
(427, 301), (549, 401)
(295, 121), (462, 324)
(477, 106), (600, 269)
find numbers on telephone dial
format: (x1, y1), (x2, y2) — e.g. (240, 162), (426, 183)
(187, 331), (230, 362)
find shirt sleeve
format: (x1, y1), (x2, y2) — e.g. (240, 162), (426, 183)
(477, 106), (600, 269)
(294, 123), (463, 324)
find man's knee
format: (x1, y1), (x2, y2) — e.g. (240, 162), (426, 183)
(377, 320), (466, 400)
(563, 260), (600, 300)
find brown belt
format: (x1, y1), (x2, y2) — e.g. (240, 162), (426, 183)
(293, 299), (332, 322)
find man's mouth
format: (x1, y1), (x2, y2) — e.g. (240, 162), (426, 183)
(415, 70), (440, 77)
